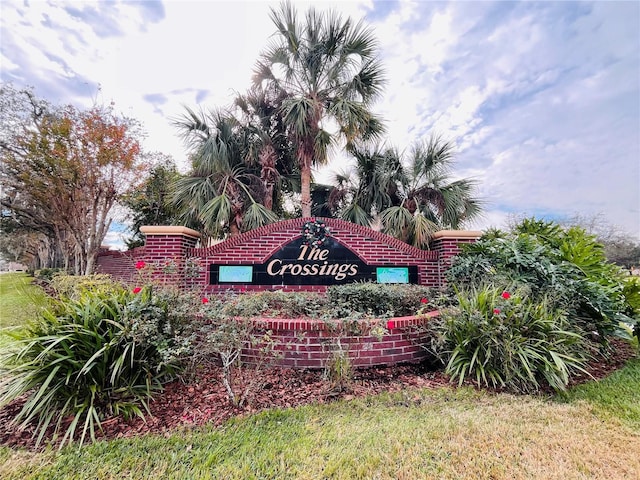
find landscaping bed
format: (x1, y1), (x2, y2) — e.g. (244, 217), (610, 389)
(0, 339), (635, 451)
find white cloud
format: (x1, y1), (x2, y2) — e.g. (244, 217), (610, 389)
(1, 0), (638, 238)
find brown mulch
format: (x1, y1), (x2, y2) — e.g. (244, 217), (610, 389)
(0, 341), (636, 451)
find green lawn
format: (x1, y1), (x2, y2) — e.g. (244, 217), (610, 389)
(0, 273), (48, 331)
(0, 275), (638, 479)
(559, 357), (640, 428)
(1, 378), (638, 480)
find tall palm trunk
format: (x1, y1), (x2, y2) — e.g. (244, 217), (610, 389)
(259, 143), (277, 211)
(298, 136), (315, 218)
(300, 160), (312, 218)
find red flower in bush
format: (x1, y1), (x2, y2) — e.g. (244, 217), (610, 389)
(132, 287), (142, 294)
(493, 308), (501, 315)
(501, 291), (511, 300)
(135, 261), (146, 270)
(386, 320), (395, 330)
(420, 297), (428, 304)
(202, 297), (209, 304)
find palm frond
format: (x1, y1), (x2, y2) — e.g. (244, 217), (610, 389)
(200, 194), (232, 236)
(409, 213), (440, 249)
(241, 202), (278, 232)
(340, 202), (372, 227)
(380, 206), (413, 240)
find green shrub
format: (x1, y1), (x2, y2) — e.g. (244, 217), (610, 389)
(33, 268), (64, 283)
(220, 290), (330, 318)
(436, 286), (590, 393)
(623, 276), (640, 318)
(48, 273), (122, 300)
(448, 218), (630, 340)
(327, 282), (434, 317)
(0, 286), (191, 448)
(206, 285), (437, 320)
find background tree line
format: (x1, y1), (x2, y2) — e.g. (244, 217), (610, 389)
(0, 84), (147, 274)
(1, 1), (637, 272)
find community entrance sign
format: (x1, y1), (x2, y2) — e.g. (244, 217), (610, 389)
(209, 236), (419, 286)
(96, 219), (481, 293)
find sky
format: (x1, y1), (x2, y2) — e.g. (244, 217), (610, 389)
(1, 0), (639, 248)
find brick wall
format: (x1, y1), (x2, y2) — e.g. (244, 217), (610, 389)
(95, 247), (144, 283)
(96, 219), (481, 291)
(242, 312), (438, 368)
(430, 230), (481, 272)
(95, 221), (481, 369)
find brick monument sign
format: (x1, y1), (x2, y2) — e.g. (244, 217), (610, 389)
(97, 217), (480, 293)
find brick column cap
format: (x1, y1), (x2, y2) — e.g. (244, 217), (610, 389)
(140, 226), (201, 240)
(431, 230), (482, 240)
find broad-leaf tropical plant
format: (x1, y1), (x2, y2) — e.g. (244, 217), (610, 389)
(437, 285), (590, 393)
(253, 0), (386, 218)
(448, 218), (632, 340)
(0, 287), (189, 448)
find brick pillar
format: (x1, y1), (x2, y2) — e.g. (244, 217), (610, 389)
(430, 230), (482, 286)
(139, 226), (201, 288)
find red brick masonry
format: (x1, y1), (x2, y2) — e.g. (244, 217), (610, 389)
(243, 311), (440, 368)
(97, 219), (480, 292)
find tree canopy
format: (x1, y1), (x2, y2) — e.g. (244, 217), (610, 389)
(168, 1), (483, 249)
(326, 136), (483, 248)
(0, 83), (146, 273)
(253, 0), (386, 218)
(120, 154), (183, 249)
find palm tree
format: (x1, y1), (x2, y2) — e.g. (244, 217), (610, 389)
(172, 107), (277, 239)
(253, 1), (386, 218)
(329, 143), (402, 226)
(340, 135), (483, 249)
(233, 86), (298, 213)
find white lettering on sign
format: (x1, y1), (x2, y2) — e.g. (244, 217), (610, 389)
(266, 246), (358, 281)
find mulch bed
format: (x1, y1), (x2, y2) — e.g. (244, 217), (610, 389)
(0, 340), (636, 451)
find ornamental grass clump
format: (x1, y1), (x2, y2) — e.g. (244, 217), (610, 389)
(438, 286), (590, 393)
(0, 286), (191, 448)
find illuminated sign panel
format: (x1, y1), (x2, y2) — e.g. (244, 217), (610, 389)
(376, 267), (409, 284)
(218, 265), (253, 283)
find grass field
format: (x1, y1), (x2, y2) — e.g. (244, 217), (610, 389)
(0, 273), (48, 331)
(0, 273), (638, 479)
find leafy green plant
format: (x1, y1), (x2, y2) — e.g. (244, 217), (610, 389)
(48, 273), (122, 300)
(448, 218), (630, 341)
(324, 339), (353, 393)
(327, 282), (434, 317)
(623, 276), (640, 317)
(0, 286), (190, 448)
(437, 286), (590, 393)
(220, 290), (330, 318)
(33, 268), (64, 283)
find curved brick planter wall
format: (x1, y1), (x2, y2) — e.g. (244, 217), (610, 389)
(93, 221), (479, 370)
(243, 311), (438, 369)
